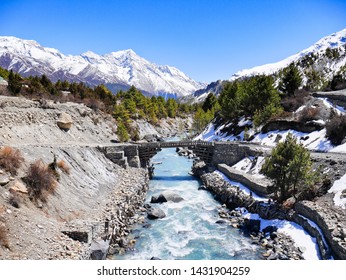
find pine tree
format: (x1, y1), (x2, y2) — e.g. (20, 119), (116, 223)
(116, 121), (130, 142)
(7, 70), (22, 94)
(260, 133), (315, 202)
(279, 63), (302, 96)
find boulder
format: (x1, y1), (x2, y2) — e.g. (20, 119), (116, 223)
(151, 191), (184, 203)
(0, 175), (10, 186)
(243, 219), (261, 233)
(57, 112), (73, 131)
(90, 239), (110, 260)
(9, 180), (28, 194)
(147, 208), (166, 219)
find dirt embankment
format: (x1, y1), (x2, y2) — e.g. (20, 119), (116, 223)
(0, 95), (190, 259)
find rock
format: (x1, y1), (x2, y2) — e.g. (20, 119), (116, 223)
(147, 208), (166, 219)
(243, 219), (261, 233)
(151, 191), (184, 203)
(90, 239), (109, 260)
(150, 257), (161, 260)
(262, 225), (278, 234)
(216, 220), (227, 224)
(9, 180), (28, 194)
(198, 185), (208, 191)
(57, 112), (73, 131)
(270, 232), (278, 240)
(0, 175), (10, 186)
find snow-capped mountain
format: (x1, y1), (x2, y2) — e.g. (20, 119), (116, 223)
(0, 36), (205, 97)
(230, 28), (346, 81)
(195, 28), (346, 101)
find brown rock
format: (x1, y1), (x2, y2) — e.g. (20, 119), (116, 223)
(9, 180), (28, 194)
(57, 112), (73, 130)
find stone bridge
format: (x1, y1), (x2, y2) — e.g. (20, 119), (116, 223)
(99, 140), (265, 168)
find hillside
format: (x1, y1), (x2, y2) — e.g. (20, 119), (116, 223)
(195, 28), (346, 100)
(0, 94), (191, 259)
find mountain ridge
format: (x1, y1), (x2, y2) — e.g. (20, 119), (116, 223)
(0, 36), (206, 97)
(194, 28), (346, 100)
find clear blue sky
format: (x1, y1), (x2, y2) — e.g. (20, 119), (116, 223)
(0, 0), (345, 83)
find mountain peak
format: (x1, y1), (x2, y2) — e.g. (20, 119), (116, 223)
(0, 36), (205, 97)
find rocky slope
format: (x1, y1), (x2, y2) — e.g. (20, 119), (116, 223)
(0, 94), (191, 259)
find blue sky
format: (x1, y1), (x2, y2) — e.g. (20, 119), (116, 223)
(0, 0), (345, 83)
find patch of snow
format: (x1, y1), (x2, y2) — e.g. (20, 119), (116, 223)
(318, 98), (346, 114)
(231, 156), (266, 179)
(328, 172), (346, 208)
(241, 210), (320, 260)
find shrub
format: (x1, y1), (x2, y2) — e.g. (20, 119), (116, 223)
(0, 146), (24, 175)
(297, 107), (320, 122)
(326, 111), (346, 145)
(25, 160), (57, 203)
(0, 224), (10, 249)
(260, 133), (316, 202)
(57, 159), (71, 174)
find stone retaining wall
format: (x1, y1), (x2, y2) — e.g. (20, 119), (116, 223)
(294, 201), (346, 260)
(217, 163), (271, 196)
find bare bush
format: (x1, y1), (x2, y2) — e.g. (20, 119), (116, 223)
(297, 106), (320, 122)
(0, 224), (10, 249)
(25, 160), (57, 203)
(326, 111), (346, 145)
(0, 146), (24, 175)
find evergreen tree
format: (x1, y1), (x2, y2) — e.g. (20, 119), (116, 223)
(260, 133), (315, 202)
(116, 121), (130, 142)
(218, 81), (240, 121)
(7, 70), (22, 94)
(279, 63), (302, 96)
(202, 93), (218, 112)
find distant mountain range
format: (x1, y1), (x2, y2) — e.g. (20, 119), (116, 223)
(0, 36), (206, 98)
(195, 28), (346, 100)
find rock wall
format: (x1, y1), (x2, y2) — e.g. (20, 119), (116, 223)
(99, 145), (140, 168)
(294, 201), (346, 260)
(217, 163), (271, 196)
(212, 142), (266, 166)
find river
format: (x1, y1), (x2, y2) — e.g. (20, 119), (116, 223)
(115, 146), (263, 260)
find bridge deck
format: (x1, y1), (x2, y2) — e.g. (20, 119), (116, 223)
(138, 140), (214, 149)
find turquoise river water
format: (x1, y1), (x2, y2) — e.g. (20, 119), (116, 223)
(116, 146), (263, 260)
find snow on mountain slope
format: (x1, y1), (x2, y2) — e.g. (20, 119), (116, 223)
(0, 36), (205, 97)
(230, 28), (346, 80)
(192, 28), (346, 102)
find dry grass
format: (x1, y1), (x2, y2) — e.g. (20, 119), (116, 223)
(0, 224), (10, 249)
(0, 146), (24, 175)
(25, 159), (57, 203)
(57, 159), (71, 174)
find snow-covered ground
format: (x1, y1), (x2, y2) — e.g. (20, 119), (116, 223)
(242, 210), (321, 260)
(328, 173), (346, 209)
